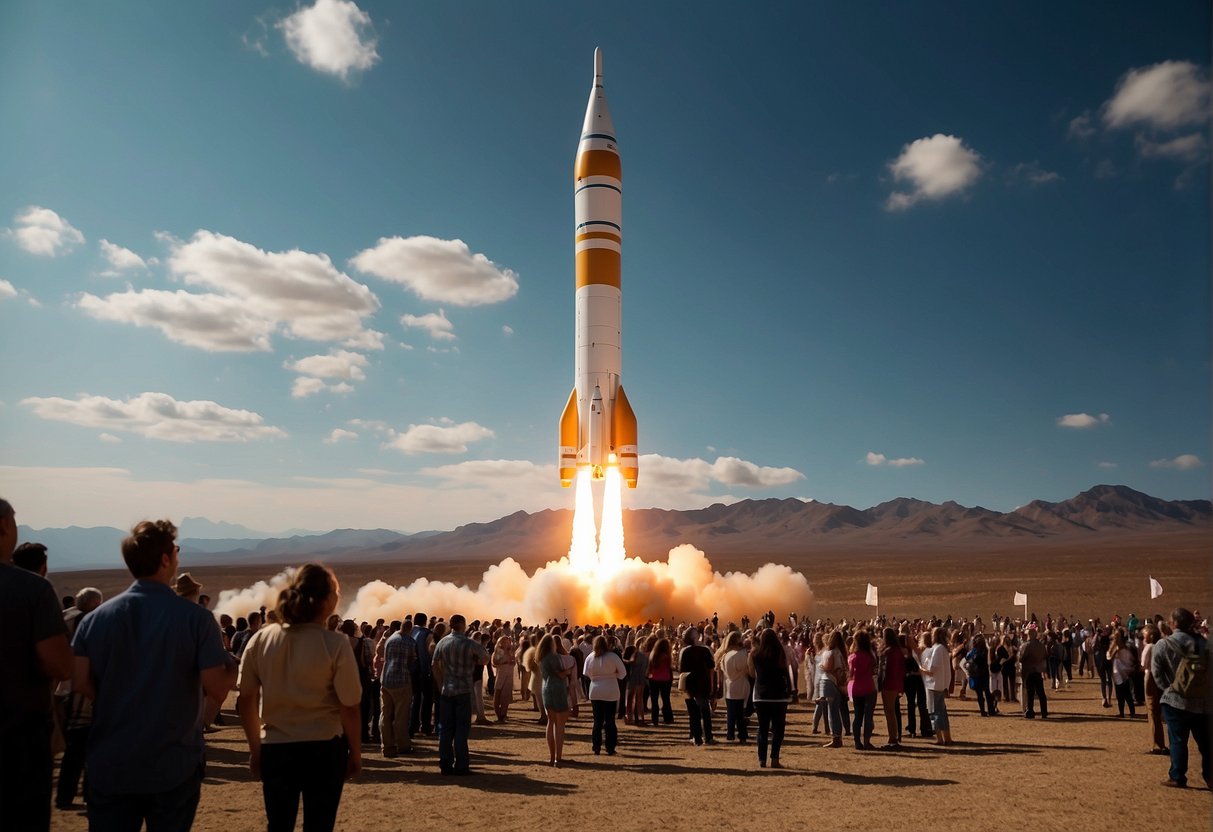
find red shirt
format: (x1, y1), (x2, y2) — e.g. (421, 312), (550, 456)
(880, 647), (905, 693)
(848, 650), (876, 698)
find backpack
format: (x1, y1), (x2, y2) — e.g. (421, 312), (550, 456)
(1170, 637), (1210, 701)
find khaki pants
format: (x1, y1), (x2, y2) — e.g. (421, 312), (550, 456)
(1146, 677), (1166, 751)
(381, 684), (413, 753)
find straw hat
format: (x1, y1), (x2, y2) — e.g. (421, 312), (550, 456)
(174, 572), (203, 597)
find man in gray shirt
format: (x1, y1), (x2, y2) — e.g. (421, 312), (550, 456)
(1018, 627), (1049, 719)
(1150, 608), (1210, 789)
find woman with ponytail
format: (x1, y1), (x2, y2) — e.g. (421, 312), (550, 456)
(237, 563), (363, 832)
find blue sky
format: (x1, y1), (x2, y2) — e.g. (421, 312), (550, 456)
(1, 2), (1208, 533)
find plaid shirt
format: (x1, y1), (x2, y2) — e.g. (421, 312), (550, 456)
(432, 631), (488, 696)
(381, 631), (418, 689)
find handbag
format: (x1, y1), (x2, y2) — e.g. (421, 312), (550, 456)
(676, 671), (692, 695)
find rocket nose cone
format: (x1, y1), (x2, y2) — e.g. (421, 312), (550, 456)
(594, 48), (602, 82)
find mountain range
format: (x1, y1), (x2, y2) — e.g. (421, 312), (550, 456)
(22, 484), (1210, 572)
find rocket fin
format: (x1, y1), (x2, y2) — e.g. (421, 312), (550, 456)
(559, 387), (578, 487)
(612, 384), (638, 488)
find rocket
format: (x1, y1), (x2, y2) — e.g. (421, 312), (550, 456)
(560, 48), (638, 489)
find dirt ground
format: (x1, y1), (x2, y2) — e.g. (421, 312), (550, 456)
(50, 675), (1210, 832)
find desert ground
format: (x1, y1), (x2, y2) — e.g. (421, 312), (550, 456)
(49, 674), (1210, 832)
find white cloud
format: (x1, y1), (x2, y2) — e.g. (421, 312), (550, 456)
(1057, 412), (1110, 429)
(886, 134), (982, 211)
(7, 206), (84, 256)
(99, 239), (148, 273)
(421, 459), (553, 490)
(865, 451), (925, 467)
(1008, 161), (1062, 186)
(1149, 454), (1204, 471)
(82, 231), (384, 353)
(285, 350), (368, 381)
(78, 289), (278, 352)
(1096, 461), (1118, 469)
(98, 433), (122, 444)
(1135, 133), (1208, 163)
(1103, 61), (1210, 131)
(291, 377), (328, 398)
(20, 392), (287, 442)
(638, 454), (804, 491)
(0, 279), (16, 301)
(324, 428), (358, 444)
(279, 0), (379, 81)
(329, 382), (354, 395)
(351, 236), (519, 306)
(502, 325), (514, 336)
(402, 309), (456, 341)
(386, 420), (494, 455)
(1067, 112), (1097, 141)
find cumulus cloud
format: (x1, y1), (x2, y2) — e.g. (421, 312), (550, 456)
(0, 279), (16, 301)
(291, 377), (328, 398)
(865, 451), (925, 468)
(502, 325), (514, 336)
(351, 236), (519, 306)
(1067, 112), (1097, 141)
(99, 239), (148, 274)
(421, 459), (553, 490)
(1135, 133), (1208, 163)
(81, 231), (383, 352)
(324, 428), (358, 444)
(1008, 161), (1062, 186)
(7, 206), (84, 256)
(20, 392), (287, 442)
(639, 454), (804, 491)
(402, 309), (456, 341)
(885, 134), (982, 211)
(98, 433), (122, 444)
(386, 420), (495, 455)
(285, 350), (369, 380)
(279, 0), (379, 81)
(1057, 412), (1110, 429)
(1103, 61), (1210, 131)
(1149, 454), (1204, 470)
(78, 289), (277, 352)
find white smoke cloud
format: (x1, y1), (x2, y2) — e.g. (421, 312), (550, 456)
(215, 544), (814, 627)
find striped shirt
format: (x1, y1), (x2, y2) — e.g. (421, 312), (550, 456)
(432, 631), (488, 696)
(381, 631), (418, 689)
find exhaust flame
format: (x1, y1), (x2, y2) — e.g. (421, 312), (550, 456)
(215, 472), (814, 626)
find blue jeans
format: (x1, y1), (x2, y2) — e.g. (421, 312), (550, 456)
(725, 698), (749, 741)
(819, 679), (844, 737)
(437, 693), (472, 772)
(590, 699), (618, 753)
(86, 763), (203, 832)
(754, 702), (787, 763)
(929, 690), (949, 732)
(1161, 704), (1211, 787)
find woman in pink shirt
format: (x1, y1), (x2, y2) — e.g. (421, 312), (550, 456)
(878, 626), (906, 749)
(847, 629), (878, 750)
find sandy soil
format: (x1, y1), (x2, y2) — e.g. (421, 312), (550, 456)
(50, 674), (1210, 832)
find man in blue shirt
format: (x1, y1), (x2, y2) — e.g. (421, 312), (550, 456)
(410, 611), (433, 736)
(73, 519), (236, 831)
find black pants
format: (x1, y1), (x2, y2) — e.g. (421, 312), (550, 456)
(685, 696), (714, 743)
(725, 698), (749, 741)
(904, 675), (931, 735)
(1131, 669), (1145, 705)
(1095, 658), (1113, 701)
(591, 700), (618, 753)
(1023, 671), (1048, 717)
(1078, 650), (1091, 675)
(973, 677), (994, 715)
(754, 702), (787, 763)
(0, 717), (52, 832)
(649, 680), (673, 724)
(87, 764), (203, 832)
(261, 737), (348, 832)
(1114, 680), (1136, 716)
(57, 725), (91, 807)
(410, 674), (433, 735)
(362, 677), (380, 741)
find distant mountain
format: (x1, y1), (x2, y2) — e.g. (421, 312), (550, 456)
(179, 517), (270, 540)
(37, 485), (1211, 572)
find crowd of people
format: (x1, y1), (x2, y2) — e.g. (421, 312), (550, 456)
(2, 503), (1210, 832)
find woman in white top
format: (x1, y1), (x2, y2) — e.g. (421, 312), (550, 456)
(582, 636), (627, 755)
(1106, 629), (1137, 718)
(814, 629), (847, 747)
(237, 563), (363, 832)
(917, 626), (953, 746)
(491, 636), (515, 723)
(716, 631), (752, 743)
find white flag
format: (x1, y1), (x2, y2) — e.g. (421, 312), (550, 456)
(1013, 591), (1028, 607)
(1150, 577), (1163, 600)
(865, 583), (879, 607)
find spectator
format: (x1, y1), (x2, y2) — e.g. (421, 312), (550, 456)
(431, 614), (489, 775)
(538, 633), (573, 765)
(12, 541), (48, 576)
(1141, 625), (1167, 756)
(237, 563), (362, 832)
(0, 498), (72, 831)
(410, 612), (434, 737)
(491, 635), (515, 722)
(55, 587), (104, 810)
(1019, 627), (1049, 719)
(72, 519), (236, 830)
(879, 626), (907, 746)
(919, 626), (954, 745)
(646, 637), (675, 726)
(1150, 607), (1210, 789)
(848, 629), (878, 750)
(232, 611), (263, 658)
(583, 635), (627, 755)
(678, 628), (716, 746)
(749, 627), (792, 768)
(717, 630), (751, 744)
(379, 619), (417, 758)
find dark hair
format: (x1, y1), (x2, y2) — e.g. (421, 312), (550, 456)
(121, 520), (177, 578)
(649, 637), (671, 665)
(537, 633), (557, 662)
(414, 612), (427, 625)
(593, 635), (607, 656)
(852, 629), (873, 655)
(340, 619), (357, 636)
(1172, 608), (1196, 634)
(12, 542), (48, 572)
(450, 614), (467, 631)
(753, 627), (785, 666)
(276, 563), (337, 626)
(0, 498), (12, 520)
